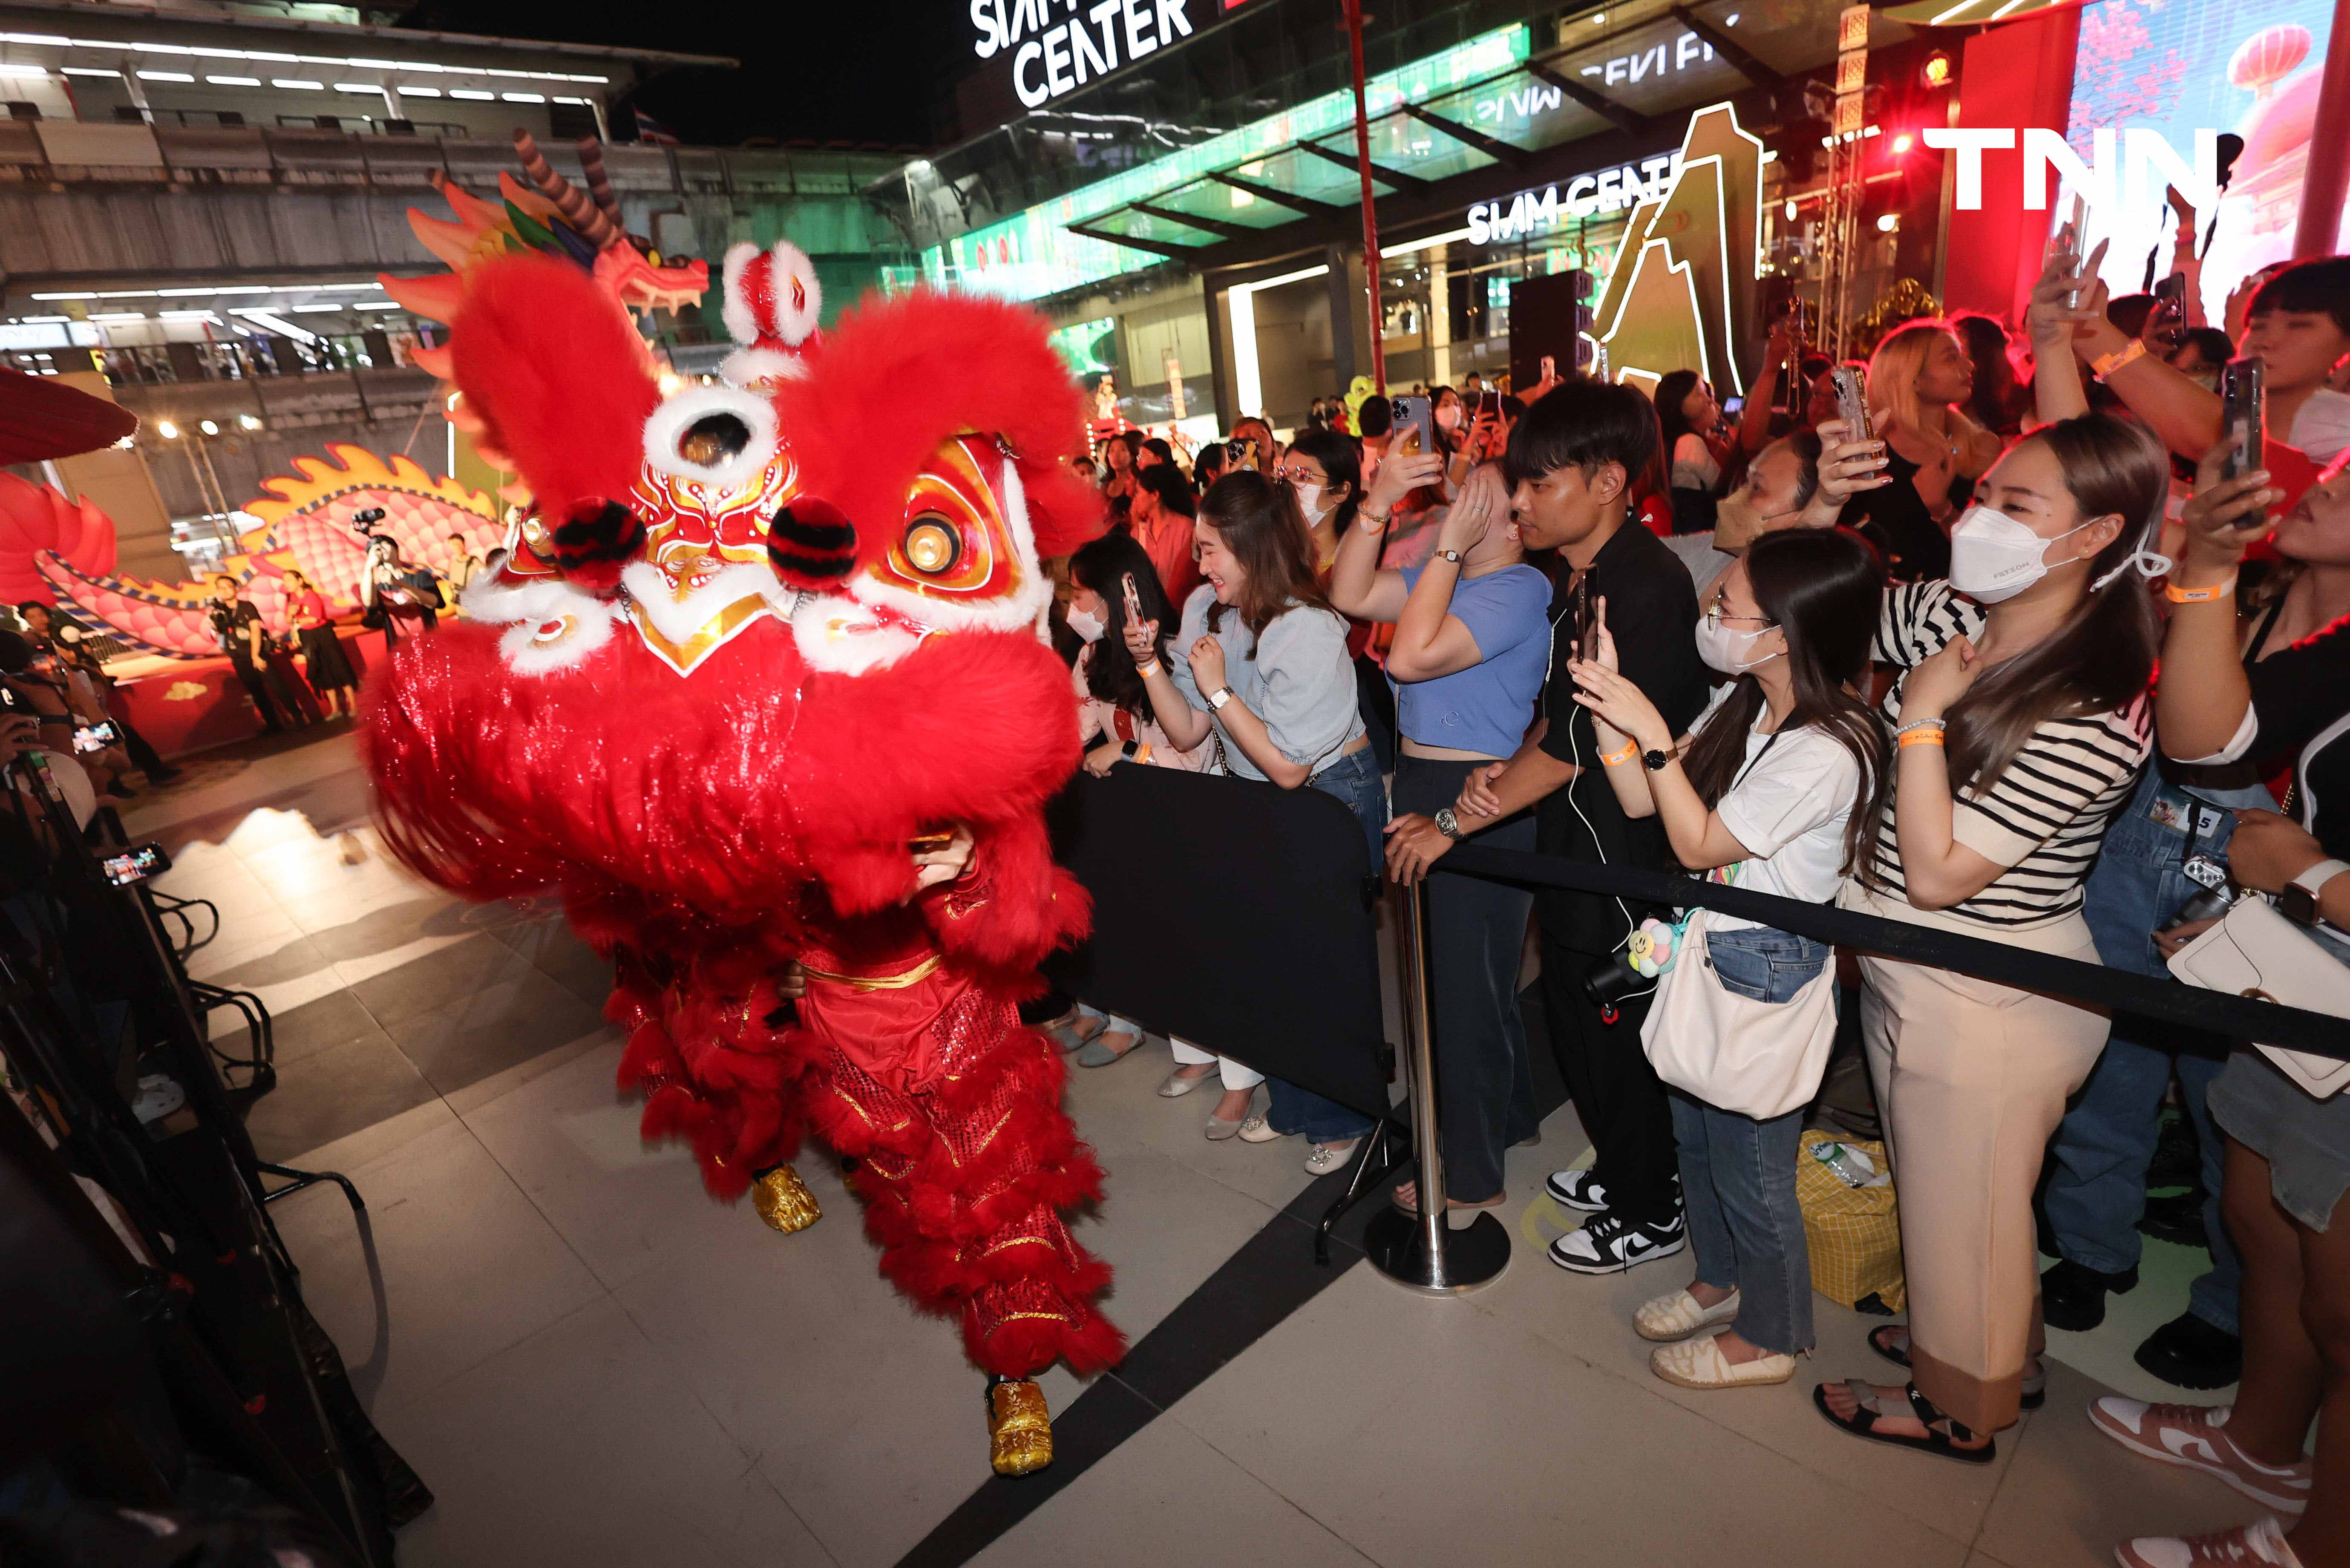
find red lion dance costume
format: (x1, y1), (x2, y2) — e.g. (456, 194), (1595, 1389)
(362, 241), (1120, 1474)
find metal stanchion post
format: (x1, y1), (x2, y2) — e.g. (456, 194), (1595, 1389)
(1363, 876), (1508, 1294)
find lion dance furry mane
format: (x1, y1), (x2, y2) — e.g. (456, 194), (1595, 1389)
(361, 246), (1122, 1384)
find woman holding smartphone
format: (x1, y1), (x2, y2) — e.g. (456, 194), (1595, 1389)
(1330, 455), (1547, 1220)
(1821, 409), (2168, 1461)
(1050, 531), (1217, 1069)
(1126, 471), (1379, 1170)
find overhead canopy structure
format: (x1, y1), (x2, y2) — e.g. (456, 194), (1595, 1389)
(925, 0), (1856, 299)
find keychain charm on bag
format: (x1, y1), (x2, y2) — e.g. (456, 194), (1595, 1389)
(1627, 915), (1690, 978)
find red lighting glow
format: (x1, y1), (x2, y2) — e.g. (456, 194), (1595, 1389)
(1891, 133), (1914, 153)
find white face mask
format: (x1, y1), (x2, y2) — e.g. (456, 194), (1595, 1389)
(1435, 403), (1462, 432)
(1292, 480), (1329, 522)
(1066, 606), (1105, 643)
(1947, 504), (2099, 604)
(1693, 607), (1782, 673)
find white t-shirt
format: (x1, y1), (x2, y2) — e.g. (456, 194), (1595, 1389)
(2289, 387), (2350, 466)
(1697, 690), (1866, 932)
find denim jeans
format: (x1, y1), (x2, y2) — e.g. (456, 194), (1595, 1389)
(2045, 765), (2267, 1334)
(1268, 745), (1383, 1145)
(1670, 1090), (1813, 1355)
(1705, 924), (1833, 1004)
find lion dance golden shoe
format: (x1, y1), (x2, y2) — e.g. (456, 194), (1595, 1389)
(986, 1378), (1054, 1476)
(751, 1165), (821, 1234)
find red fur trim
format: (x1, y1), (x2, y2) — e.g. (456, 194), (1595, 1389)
(970, 1305), (1126, 1380)
(923, 821), (1091, 981)
(789, 630), (1083, 923)
(772, 289), (1103, 572)
(448, 254), (658, 530)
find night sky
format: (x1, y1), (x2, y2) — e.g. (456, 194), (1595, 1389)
(393, 0), (972, 148)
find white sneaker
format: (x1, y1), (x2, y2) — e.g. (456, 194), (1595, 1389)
(131, 1074), (185, 1124)
(1544, 1168), (1609, 1212)
(1634, 1286), (1742, 1341)
(1548, 1210), (1687, 1274)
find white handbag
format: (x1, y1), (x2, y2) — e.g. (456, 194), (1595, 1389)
(1640, 907), (1840, 1120)
(2166, 896), (2350, 1100)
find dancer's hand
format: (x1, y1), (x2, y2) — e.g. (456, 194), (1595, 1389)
(913, 822), (976, 888)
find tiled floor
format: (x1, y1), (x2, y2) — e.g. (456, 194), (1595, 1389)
(124, 731), (2273, 1568)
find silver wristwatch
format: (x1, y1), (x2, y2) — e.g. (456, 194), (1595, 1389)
(1207, 685), (1234, 711)
(1434, 806), (1463, 840)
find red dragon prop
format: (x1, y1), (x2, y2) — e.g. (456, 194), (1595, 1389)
(361, 242), (1116, 1474)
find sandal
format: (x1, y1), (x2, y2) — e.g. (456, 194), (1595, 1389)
(1868, 1326), (2044, 1411)
(1812, 1380), (1996, 1465)
(1388, 1181), (1506, 1229)
(1042, 1013), (1101, 1053)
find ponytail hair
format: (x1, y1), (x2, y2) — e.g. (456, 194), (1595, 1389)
(1941, 413), (2163, 795)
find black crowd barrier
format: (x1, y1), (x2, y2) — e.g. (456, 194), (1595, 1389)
(1045, 767), (2348, 1078)
(1043, 767), (1391, 1121)
(1440, 842), (2350, 1062)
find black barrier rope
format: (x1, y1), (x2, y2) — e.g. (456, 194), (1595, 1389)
(1437, 843), (2350, 1062)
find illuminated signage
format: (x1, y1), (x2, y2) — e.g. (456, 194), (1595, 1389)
(1579, 15), (1739, 88)
(969, 0), (1212, 109)
(1466, 154), (1682, 244)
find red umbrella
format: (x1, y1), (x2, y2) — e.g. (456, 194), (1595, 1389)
(0, 367), (139, 464)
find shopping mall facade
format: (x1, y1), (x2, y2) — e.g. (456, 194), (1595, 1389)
(880, 0), (2348, 443)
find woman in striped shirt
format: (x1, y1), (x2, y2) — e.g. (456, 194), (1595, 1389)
(1818, 413), (2167, 1462)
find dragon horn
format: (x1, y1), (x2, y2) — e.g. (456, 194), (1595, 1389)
(510, 129), (619, 250)
(576, 137), (625, 230)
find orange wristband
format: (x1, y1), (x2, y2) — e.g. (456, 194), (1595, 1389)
(1898, 728), (1947, 749)
(2164, 575), (2237, 604)
(1134, 742), (1152, 765)
(1599, 741), (1639, 768)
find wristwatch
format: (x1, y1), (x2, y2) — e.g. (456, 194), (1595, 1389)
(1435, 548), (1464, 564)
(1207, 685), (1234, 711)
(1434, 806), (1463, 840)
(2279, 859), (2349, 927)
(1642, 747), (1672, 772)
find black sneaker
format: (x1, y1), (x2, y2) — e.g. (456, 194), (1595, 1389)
(2134, 1311), (2243, 1390)
(1545, 1168), (1610, 1213)
(2041, 1257), (2139, 1333)
(1548, 1210), (1686, 1274)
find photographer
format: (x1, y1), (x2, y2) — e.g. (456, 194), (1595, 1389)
(2091, 444), (2345, 1568)
(1331, 456), (1549, 1223)
(0, 635), (99, 827)
(359, 541), (443, 649)
(206, 574), (302, 734)
(1389, 378), (1709, 1274)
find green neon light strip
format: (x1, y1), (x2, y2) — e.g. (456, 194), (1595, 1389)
(926, 24), (1529, 303)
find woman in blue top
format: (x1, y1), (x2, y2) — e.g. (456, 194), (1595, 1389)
(1126, 471), (1381, 1174)
(1331, 454), (1555, 1221)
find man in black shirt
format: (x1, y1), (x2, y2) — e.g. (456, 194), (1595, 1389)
(1387, 379), (1708, 1272)
(206, 575), (299, 735)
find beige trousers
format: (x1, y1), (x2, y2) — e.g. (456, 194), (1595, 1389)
(1856, 917), (2108, 1434)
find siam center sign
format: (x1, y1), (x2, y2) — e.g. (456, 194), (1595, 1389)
(969, 0), (1219, 110)
(1465, 153), (1685, 245)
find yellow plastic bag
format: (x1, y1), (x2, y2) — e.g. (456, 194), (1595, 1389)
(1797, 1130), (1905, 1314)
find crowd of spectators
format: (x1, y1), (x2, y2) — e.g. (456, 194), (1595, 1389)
(1047, 246), (2350, 1568)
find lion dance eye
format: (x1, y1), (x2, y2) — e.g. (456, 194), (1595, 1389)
(903, 516), (961, 576)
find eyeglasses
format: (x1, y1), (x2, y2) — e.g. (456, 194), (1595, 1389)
(1703, 596), (1775, 629)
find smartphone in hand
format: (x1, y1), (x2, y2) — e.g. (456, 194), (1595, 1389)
(1120, 570), (1146, 626)
(2219, 356), (2263, 485)
(1391, 395), (1434, 458)
(1829, 365), (1872, 444)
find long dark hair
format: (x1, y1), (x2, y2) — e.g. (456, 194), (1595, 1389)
(1070, 530), (1175, 717)
(1680, 528), (1887, 876)
(1952, 313), (2019, 435)
(1198, 470), (1333, 645)
(1283, 426), (1363, 534)
(1939, 414), (2164, 794)
(1654, 369), (1710, 468)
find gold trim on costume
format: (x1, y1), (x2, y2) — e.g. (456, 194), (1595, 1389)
(800, 954), (944, 992)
